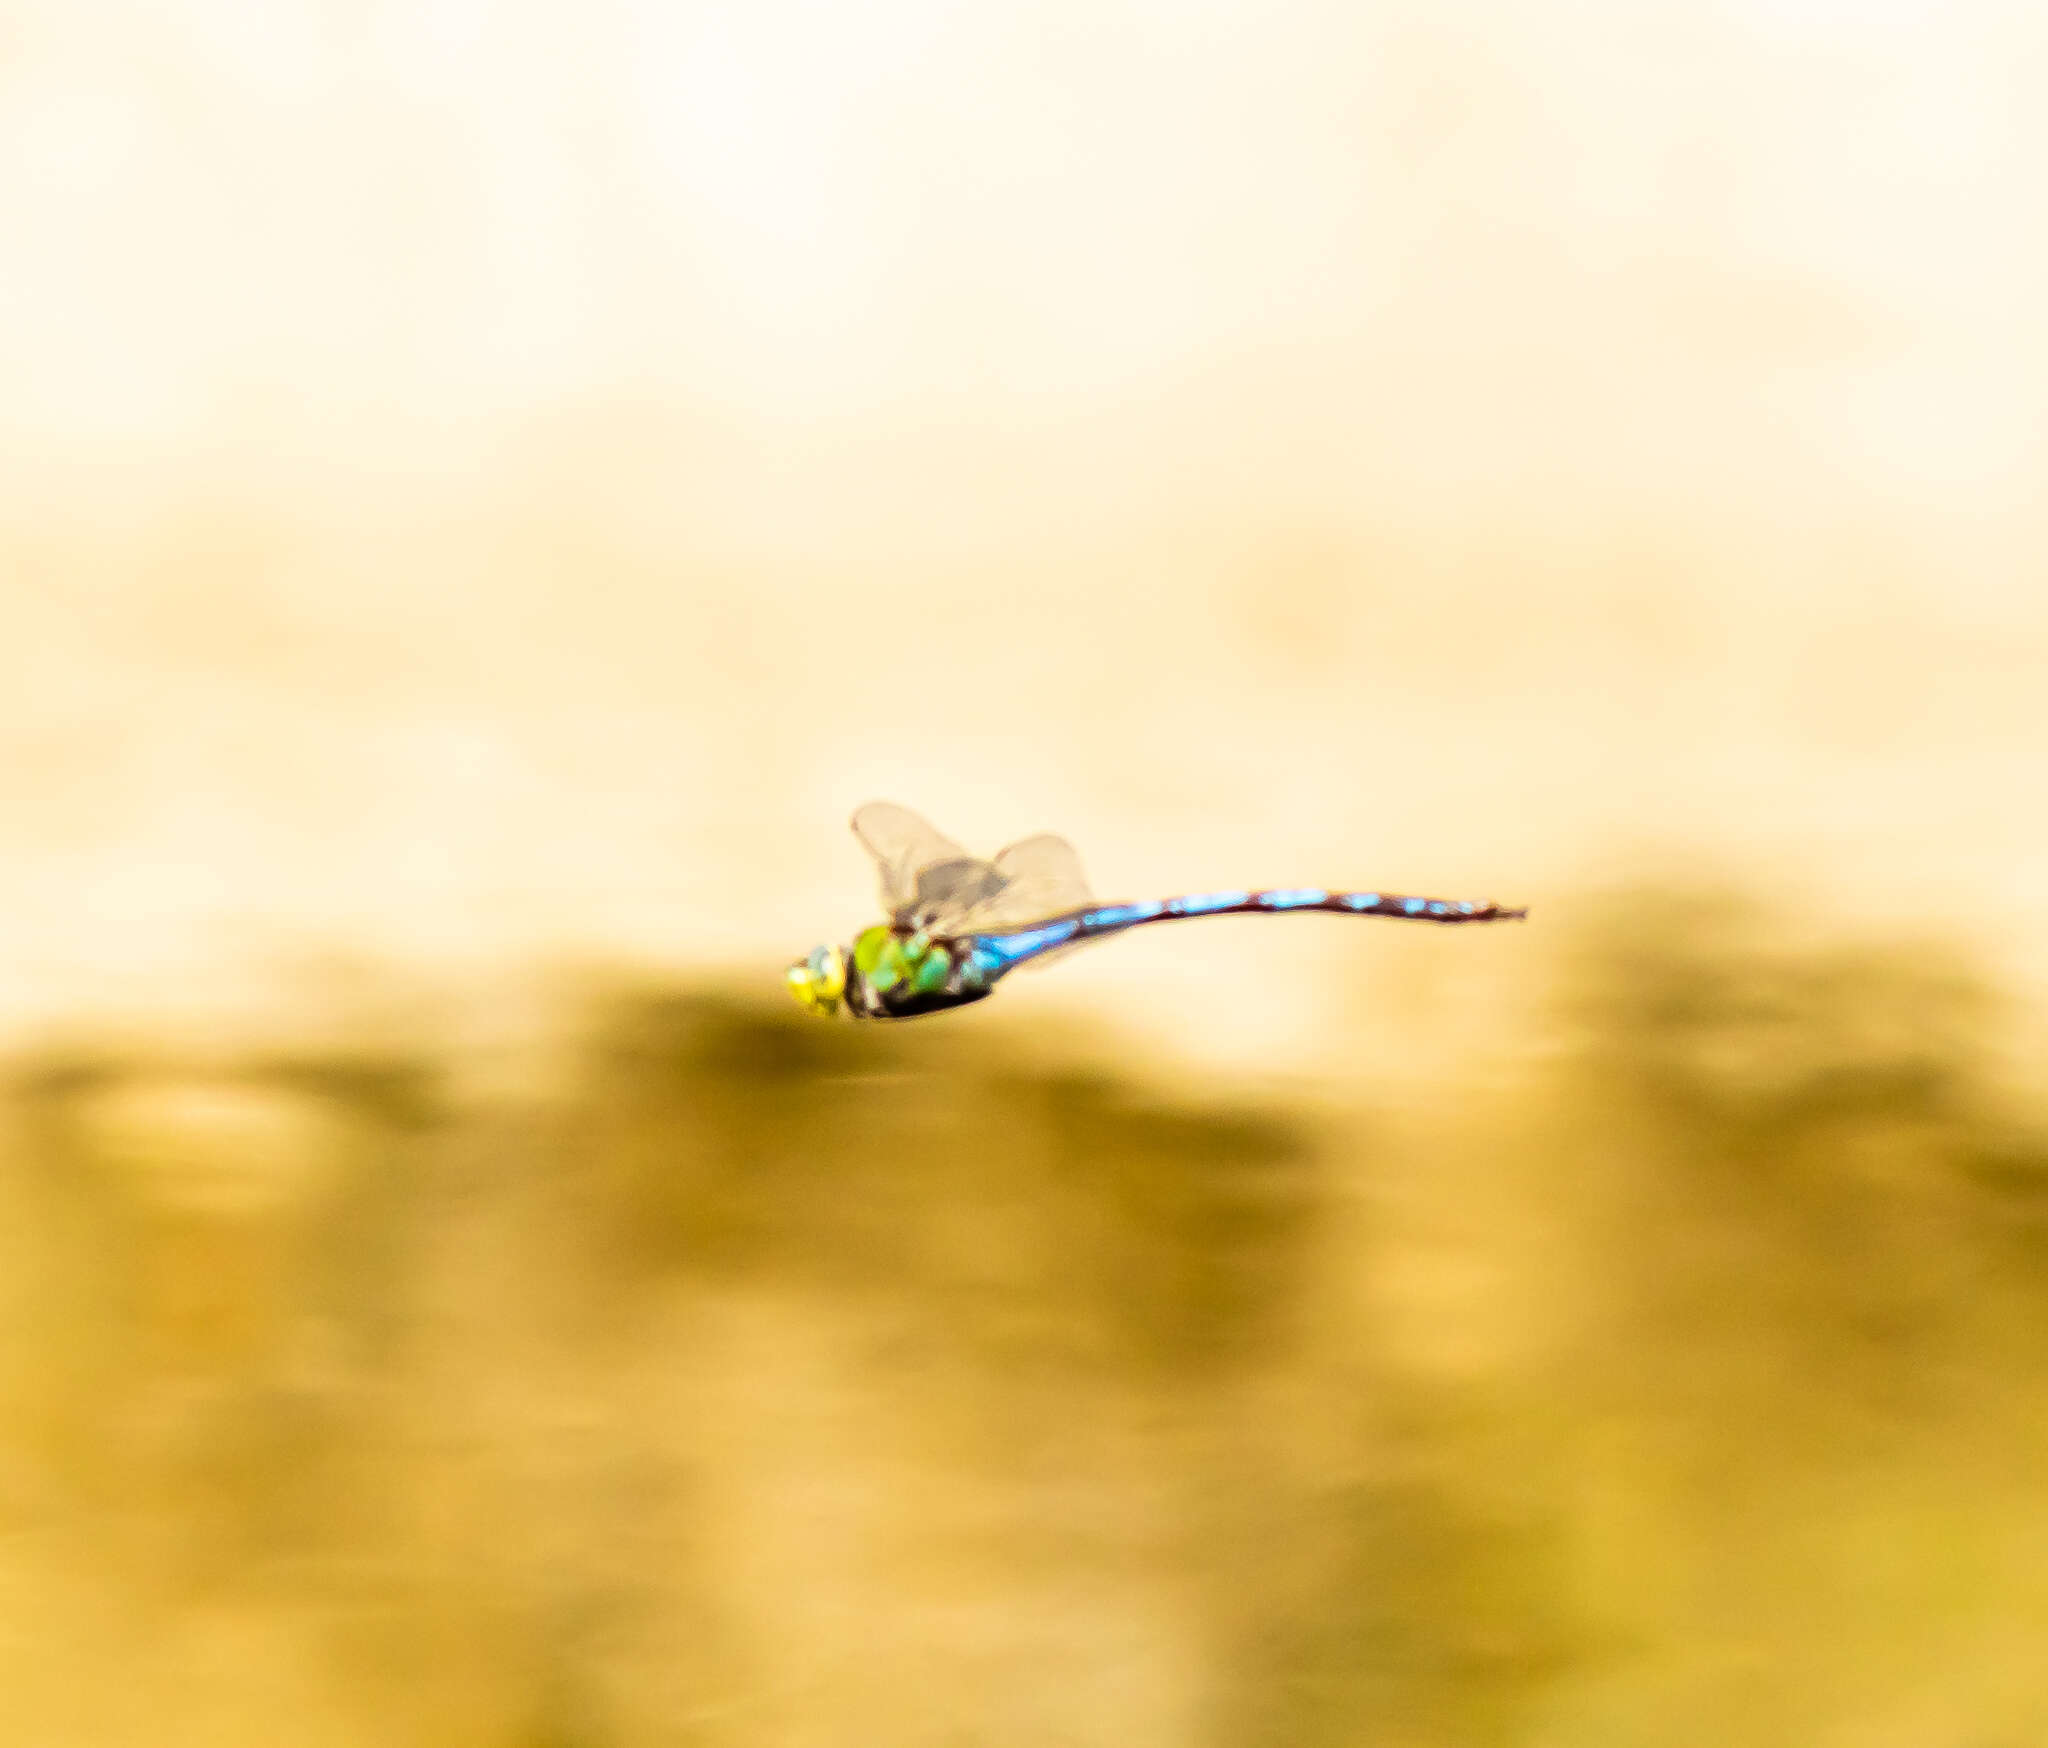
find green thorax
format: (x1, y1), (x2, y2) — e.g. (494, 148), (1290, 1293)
(852, 923), (955, 998)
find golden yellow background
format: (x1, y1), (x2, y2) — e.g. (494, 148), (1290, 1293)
(2, 3), (2046, 1742)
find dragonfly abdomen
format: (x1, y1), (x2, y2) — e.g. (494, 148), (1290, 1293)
(969, 886), (1527, 976)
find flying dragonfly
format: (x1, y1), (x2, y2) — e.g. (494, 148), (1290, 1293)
(785, 803), (1528, 1021)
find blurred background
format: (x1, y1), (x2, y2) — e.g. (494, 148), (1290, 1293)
(3, 1), (2048, 1742)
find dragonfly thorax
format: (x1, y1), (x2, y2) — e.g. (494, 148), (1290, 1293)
(826, 923), (992, 1020)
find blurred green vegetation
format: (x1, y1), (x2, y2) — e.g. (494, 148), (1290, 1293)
(1, 884), (2045, 1746)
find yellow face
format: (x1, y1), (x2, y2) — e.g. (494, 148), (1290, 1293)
(785, 942), (847, 1017)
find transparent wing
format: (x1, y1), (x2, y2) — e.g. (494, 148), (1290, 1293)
(850, 801), (969, 913)
(849, 801), (1007, 929)
(965, 833), (1142, 976)
(999, 932), (1100, 975)
(951, 833), (1095, 935)
(969, 838), (1104, 975)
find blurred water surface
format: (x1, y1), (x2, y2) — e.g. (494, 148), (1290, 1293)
(2, 888), (2045, 1746)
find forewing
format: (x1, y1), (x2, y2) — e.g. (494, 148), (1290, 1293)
(953, 833), (1095, 937)
(850, 801), (972, 915)
(907, 855), (1009, 929)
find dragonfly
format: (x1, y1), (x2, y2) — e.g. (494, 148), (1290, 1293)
(785, 802), (1528, 1021)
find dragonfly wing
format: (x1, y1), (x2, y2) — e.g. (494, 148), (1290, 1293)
(850, 801), (974, 916)
(850, 801), (1014, 930)
(952, 833), (1096, 959)
(909, 855), (1009, 928)
(1001, 936), (1093, 975)
(989, 833), (1094, 915)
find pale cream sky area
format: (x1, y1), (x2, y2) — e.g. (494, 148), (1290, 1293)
(0, 0), (2043, 1068)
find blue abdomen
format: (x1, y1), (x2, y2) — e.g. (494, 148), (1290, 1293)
(970, 884), (1526, 976)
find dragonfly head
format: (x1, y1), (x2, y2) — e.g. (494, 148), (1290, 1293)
(784, 942), (847, 1018)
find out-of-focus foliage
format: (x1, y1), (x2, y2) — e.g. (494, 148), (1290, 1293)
(1, 884), (2045, 1746)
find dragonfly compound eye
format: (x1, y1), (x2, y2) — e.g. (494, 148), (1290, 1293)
(785, 944), (846, 1017)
